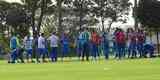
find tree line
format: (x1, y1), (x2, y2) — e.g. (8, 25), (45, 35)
(0, 0), (132, 38)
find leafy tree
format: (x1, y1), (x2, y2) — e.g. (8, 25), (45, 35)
(137, 0), (160, 29)
(6, 2), (29, 37)
(21, 0), (53, 36)
(41, 15), (58, 36)
(92, 0), (131, 32)
(0, 1), (10, 34)
(60, 0), (99, 35)
(69, 0), (97, 29)
(137, 0), (160, 54)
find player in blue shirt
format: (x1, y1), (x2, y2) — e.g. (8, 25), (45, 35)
(9, 33), (20, 63)
(102, 32), (110, 60)
(76, 30), (84, 60)
(61, 32), (70, 61)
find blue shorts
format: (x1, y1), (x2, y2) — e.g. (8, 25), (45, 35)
(128, 42), (137, 51)
(137, 43), (143, 50)
(50, 47), (58, 58)
(11, 49), (18, 61)
(38, 48), (46, 56)
(77, 42), (83, 55)
(26, 49), (32, 56)
(62, 45), (70, 56)
(91, 43), (98, 57)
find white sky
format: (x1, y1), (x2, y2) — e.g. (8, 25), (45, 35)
(3, 0), (135, 28)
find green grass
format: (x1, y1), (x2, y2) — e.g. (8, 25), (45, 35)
(0, 58), (160, 80)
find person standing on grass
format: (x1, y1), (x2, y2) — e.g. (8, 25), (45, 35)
(37, 33), (47, 63)
(137, 29), (146, 58)
(97, 33), (102, 59)
(24, 34), (34, 63)
(127, 28), (137, 58)
(48, 32), (59, 62)
(91, 30), (99, 60)
(16, 35), (25, 63)
(45, 38), (50, 61)
(81, 28), (91, 61)
(143, 39), (155, 58)
(34, 34), (39, 63)
(115, 29), (126, 59)
(113, 28), (119, 58)
(9, 33), (24, 63)
(102, 32), (110, 60)
(61, 32), (70, 61)
(77, 30), (84, 60)
(9, 33), (19, 63)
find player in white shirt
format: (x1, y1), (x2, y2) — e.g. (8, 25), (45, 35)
(23, 34), (34, 62)
(48, 32), (59, 62)
(37, 33), (46, 62)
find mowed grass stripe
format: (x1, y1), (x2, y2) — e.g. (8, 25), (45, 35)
(0, 58), (160, 80)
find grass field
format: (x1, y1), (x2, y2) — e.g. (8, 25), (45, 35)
(0, 58), (160, 80)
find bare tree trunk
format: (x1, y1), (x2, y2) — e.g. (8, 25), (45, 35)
(79, 10), (83, 30)
(58, 0), (63, 35)
(37, 0), (45, 34)
(149, 30), (152, 42)
(79, 0), (83, 30)
(156, 31), (160, 55)
(101, 16), (105, 32)
(134, 0), (138, 30)
(100, 0), (105, 32)
(108, 21), (113, 32)
(1, 25), (5, 38)
(0, 24), (2, 33)
(31, 8), (37, 37)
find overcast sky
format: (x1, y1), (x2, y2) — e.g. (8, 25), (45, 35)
(3, 0), (135, 28)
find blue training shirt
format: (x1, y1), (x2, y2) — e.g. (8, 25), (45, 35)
(10, 36), (17, 49)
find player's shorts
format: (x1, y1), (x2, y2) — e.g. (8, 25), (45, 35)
(26, 49), (32, 55)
